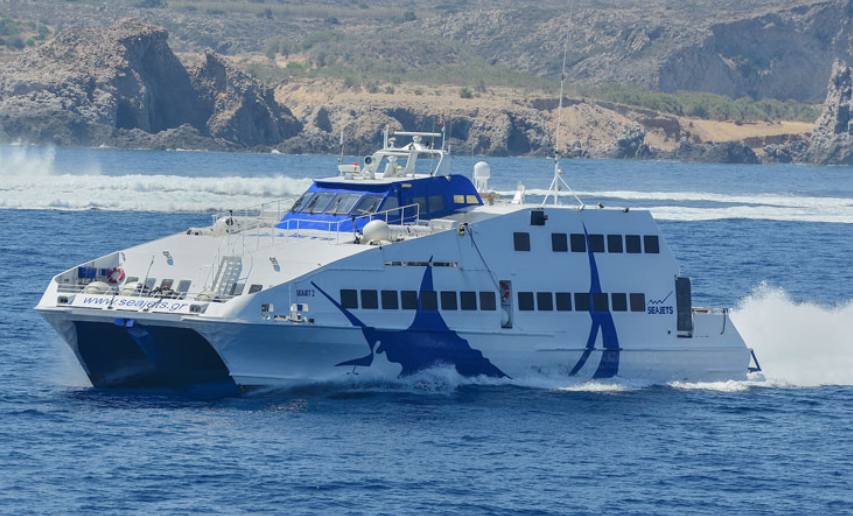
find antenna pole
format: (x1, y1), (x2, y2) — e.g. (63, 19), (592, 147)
(338, 130), (345, 166)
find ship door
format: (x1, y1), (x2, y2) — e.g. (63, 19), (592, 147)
(500, 280), (513, 329)
(675, 276), (694, 338)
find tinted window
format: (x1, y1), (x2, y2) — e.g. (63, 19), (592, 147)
(323, 193), (362, 215)
(401, 290), (418, 310)
(361, 290), (378, 309)
(570, 233), (586, 252)
(630, 293), (646, 312)
(644, 235), (660, 254)
(626, 235), (642, 254)
(248, 284), (263, 294)
(514, 232), (531, 251)
(302, 191), (335, 214)
(441, 291), (458, 310)
(414, 197), (428, 215)
(518, 292), (535, 311)
(290, 192), (314, 212)
(607, 234), (623, 253)
(537, 292), (554, 311)
(612, 293), (628, 312)
(176, 280), (192, 293)
(381, 290), (399, 310)
(556, 292), (572, 311)
(341, 289), (358, 309)
(574, 292), (590, 312)
(589, 234), (605, 253)
(552, 233), (568, 252)
(460, 291), (477, 311)
(353, 195), (384, 215)
(593, 293), (609, 312)
(380, 196), (399, 213)
(428, 195), (445, 213)
(479, 291), (497, 311)
(420, 291), (438, 310)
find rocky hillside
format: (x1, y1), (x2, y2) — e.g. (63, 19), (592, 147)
(804, 59), (853, 165)
(0, 19), (299, 150)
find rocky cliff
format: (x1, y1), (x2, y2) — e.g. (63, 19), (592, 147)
(0, 19), (299, 150)
(805, 59), (853, 165)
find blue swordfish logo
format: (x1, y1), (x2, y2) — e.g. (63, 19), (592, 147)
(568, 224), (621, 379)
(312, 262), (509, 379)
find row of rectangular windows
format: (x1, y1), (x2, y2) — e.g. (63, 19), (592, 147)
(514, 232), (660, 254)
(517, 292), (646, 312)
(341, 289), (497, 311)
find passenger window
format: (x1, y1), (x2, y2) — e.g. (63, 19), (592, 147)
(248, 284), (263, 294)
(230, 283), (245, 296)
(574, 292), (590, 312)
(537, 292), (554, 311)
(428, 195), (445, 213)
(380, 196), (399, 213)
(341, 289), (358, 309)
(323, 193), (362, 215)
(381, 290), (399, 310)
(518, 292), (535, 311)
(514, 232), (531, 251)
(302, 191), (335, 214)
(289, 192), (314, 213)
(626, 235), (642, 254)
(420, 291), (438, 310)
(414, 197), (428, 215)
(593, 293), (609, 312)
(552, 233), (568, 252)
(453, 194), (465, 204)
(607, 235), (623, 253)
(479, 291), (497, 311)
(630, 293), (646, 312)
(361, 290), (379, 309)
(570, 233), (586, 252)
(160, 279), (174, 289)
(176, 280), (192, 293)
(125, 276), (139, 285)
(466, 195), (479, 204)
(144, 278), (157, 290)
(589, 234), (605, 253)
(556, 292), (572, 311)
(611, 293), (627, 312)
(644, 235), (660, 254)
(401, 290), (418, 310)
(460, 291), (477, 311)
(441, 291), (458, 310)
(353, 195), (384, 215)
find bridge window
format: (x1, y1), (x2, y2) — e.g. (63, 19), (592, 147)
(302, 191), (335, 214)
(552, 233), (568, 252)
(429, 195), (445, 213)
(380, 196), (399, 213)
(401, 290), (418, 310)
(593, 293), (609, 312)
(607, 235), (623, 253)
(381, 290), (399, 310)
(460, 291), (477, 310)
(644, 235), (660, 254)
(480, 291), (497, 311)
(514, 232), (530, 251)
(556, 292), (572, 311)
(574, 292), (590, 312)
(453, 195), (465, 204)
(361, 290), (378, 309)
(611, 293), (628, 312)
(466, 195), (479, 204)
(323, 193), (362, 215)
(176, 280), (192, 293)
(537, 292), (554, 311)
(630, 293), (646, 312)
(570, 233), (586, 252)
(341, 289), (358, 309)
(420, 291), (438, 310)
(589, 234), (605, 253)
(518, 292), (535, 311)
(441, 291), (458, 310)
(290, 192), (314, 213)
(353, 195), (384, 216)
(626, 235), (642, 254)
(248, 284), (263, 294)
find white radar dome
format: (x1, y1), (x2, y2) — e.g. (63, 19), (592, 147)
(473, 161), (491, 180)
(362, 220), (392, 244)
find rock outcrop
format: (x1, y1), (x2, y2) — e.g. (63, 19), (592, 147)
(804, 59), (853, 165)
(0, 19), (299, 150)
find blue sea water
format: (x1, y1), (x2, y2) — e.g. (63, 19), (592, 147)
(1, 145), (853, 514)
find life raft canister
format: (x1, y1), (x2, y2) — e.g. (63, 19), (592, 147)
(107, 267), (125, 284)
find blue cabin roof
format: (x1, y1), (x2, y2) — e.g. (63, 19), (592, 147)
(277, 174), (483, 232)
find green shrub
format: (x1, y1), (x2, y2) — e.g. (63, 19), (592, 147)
(384, 85), (395, 94)
(459, 87), (473, 99)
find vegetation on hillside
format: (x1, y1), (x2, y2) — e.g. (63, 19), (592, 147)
(0, 17), (51, 51)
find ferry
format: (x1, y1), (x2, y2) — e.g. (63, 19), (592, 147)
(35, 127), (759, 390)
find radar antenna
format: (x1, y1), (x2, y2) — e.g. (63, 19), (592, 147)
(543, 23), (584, 208)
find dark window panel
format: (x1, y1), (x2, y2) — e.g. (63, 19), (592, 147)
(626, 235), (642, 254)
(441, 291), (458, 310)
(460, 291), (477, 310)
(514, 232), (531, 251)
(421, 291), (438, 311)
(480, 291), (497, 311)
(611, 293), (628, 312)
(361, 290), (379, 309)
(589, 234), (605, 253)
(518, 292), (535, 311)
(630, 293), (646, 312)
(381, 290), (399, 310)
(341, 289), (358, 309)
(607, 234), (623, 253)
(556, 292), (572, 311)
(574, 292), (590, 312)
(552, 233), (568, 252)
(537, 292), (554, 311)
(570, 233), (586, 253)
(401, 290), (418, 310)
(593, 292), (609, 312)
(644, 235), (660, 254)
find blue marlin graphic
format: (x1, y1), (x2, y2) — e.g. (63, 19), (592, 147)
(312, 264), (508, 379)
